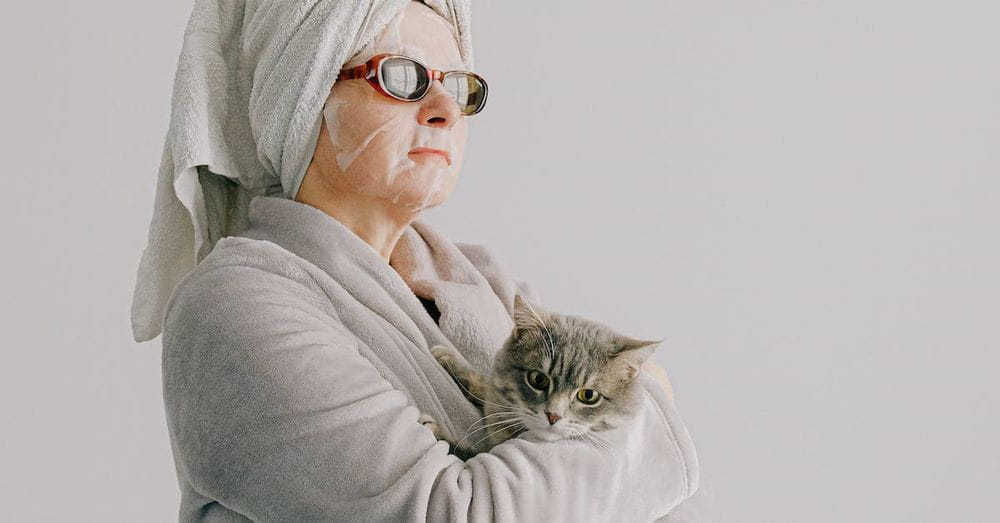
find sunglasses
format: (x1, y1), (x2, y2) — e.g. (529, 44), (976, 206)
(337, 53), (488, 116)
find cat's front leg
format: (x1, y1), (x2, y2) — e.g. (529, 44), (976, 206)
(431, 345), (489, 409)
(418, 413), (444, 440)
(418, 413), (479, 461)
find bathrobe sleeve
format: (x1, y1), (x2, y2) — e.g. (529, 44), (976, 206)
(162, 264), (699, 522)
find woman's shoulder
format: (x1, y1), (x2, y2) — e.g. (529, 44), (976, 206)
(162, 236), (328, 334)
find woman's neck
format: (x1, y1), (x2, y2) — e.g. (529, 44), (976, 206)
(298, 191), (420, 262)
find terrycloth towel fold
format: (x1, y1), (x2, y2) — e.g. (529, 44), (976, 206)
(129, 0), (473, 343)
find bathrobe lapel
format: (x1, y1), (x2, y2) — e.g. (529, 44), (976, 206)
(237, 196), (516, 441)
(391, 222), (516, 375)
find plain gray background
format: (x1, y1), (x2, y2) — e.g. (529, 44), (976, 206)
(1, 0), (997, 521)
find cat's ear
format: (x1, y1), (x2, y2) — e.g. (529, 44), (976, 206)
(511, 294), (547, 333)
(611, 337), (662, 381)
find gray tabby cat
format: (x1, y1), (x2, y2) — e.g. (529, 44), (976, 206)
(421, 294), (661, 460)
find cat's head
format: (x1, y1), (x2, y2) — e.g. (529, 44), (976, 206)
(491, 294), (662, 441)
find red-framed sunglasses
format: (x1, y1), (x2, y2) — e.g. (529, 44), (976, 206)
(337, 53), (488, 115)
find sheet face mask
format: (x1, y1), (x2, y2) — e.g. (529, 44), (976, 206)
(321, 3), (469, 212)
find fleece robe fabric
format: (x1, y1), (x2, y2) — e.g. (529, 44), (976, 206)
(161, 196), (703, 521)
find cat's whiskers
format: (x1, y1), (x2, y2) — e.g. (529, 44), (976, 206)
(448, 371), (522, 411)
(468, 419), (527, 451)
(583, 432), (619, 461)
(462, 416), (519, 438)
(457, 420), (523, 452)
(569, 433), (606, 463)
(478, 410), (524, 418)
(455, 415), (524, 449)
(522, 299), (556, 360)
(464, 411), (526, 432)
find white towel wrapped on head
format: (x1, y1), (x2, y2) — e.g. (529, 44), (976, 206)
(130, 0), (473, 343)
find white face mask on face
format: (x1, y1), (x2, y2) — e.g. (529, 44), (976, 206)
(320, 2), (469, 212)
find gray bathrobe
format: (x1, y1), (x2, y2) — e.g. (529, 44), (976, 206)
(161, 196), (702, 521)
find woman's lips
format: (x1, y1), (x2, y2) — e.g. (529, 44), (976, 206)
(408, 147), (451, 165)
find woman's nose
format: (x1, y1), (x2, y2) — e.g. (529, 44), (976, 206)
(416, 81), (460, 129)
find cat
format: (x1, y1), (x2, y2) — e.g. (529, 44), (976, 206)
(420, 294), (661, 460)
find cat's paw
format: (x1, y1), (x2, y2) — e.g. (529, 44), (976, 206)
(431, 344), (460, 366)
(418, 413), (443, 439)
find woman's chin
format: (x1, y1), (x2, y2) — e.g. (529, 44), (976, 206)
(385, 169), (457, 211)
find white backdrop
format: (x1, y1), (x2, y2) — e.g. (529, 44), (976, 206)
(1, 1), (997, 521)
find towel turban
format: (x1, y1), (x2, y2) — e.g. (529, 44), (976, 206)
(130, 0), (474, 343)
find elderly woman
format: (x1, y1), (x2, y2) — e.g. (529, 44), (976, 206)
(131, 0), (704, 520)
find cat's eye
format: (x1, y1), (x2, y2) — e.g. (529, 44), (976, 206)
(576, 388), (602, 405)
(525, 370), (550, 391)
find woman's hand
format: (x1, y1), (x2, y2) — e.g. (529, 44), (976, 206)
(642, 360), (675, 404)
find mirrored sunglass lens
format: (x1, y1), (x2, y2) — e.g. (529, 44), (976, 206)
(381, 57), (428, 100)
(443, 73), (487, 114)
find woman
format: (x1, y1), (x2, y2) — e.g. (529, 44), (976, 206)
(132, 1), (704, 520)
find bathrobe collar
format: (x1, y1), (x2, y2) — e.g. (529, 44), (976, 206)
(238, 196), (515, 374)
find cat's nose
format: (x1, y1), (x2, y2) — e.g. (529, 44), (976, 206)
(545, 411), (561, 425)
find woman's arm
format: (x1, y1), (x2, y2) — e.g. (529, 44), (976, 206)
(162, 265), (697, 521)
